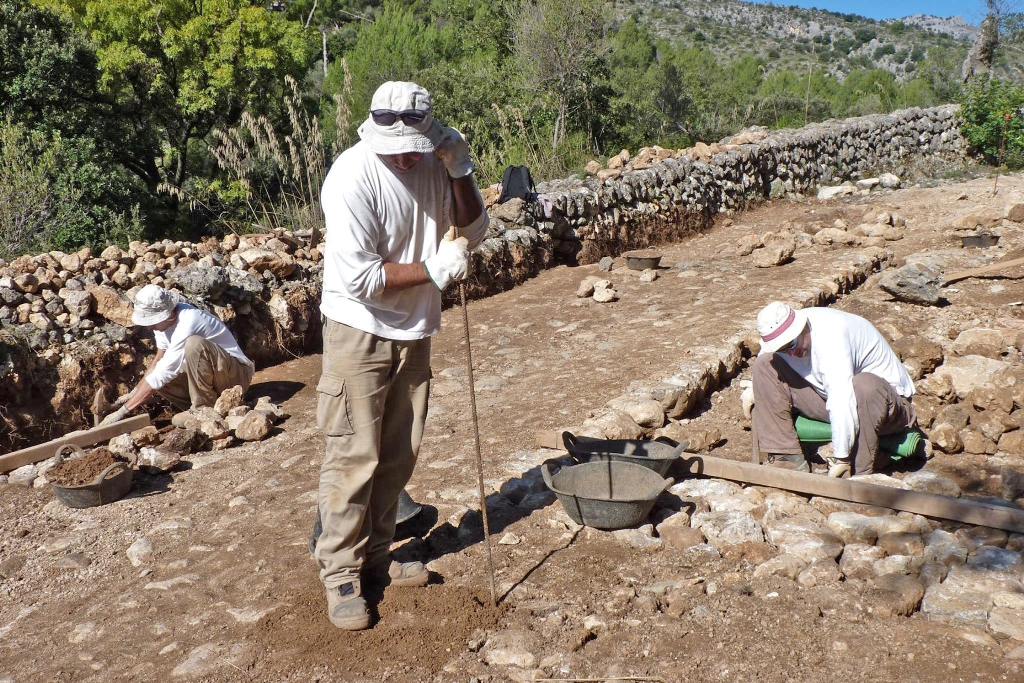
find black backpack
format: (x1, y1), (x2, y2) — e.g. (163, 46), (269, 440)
(497, 165), (535, 203)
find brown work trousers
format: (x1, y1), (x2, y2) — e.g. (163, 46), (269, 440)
(751, 353), (916, 475)
(158, 335), (254, 411)
(314, 319), (431, 589)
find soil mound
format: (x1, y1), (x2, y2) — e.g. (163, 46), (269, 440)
(47, 447), (128, 487)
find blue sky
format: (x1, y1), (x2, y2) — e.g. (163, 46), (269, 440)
(748, 1), (983, 23)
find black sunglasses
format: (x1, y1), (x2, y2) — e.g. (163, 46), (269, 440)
(371, 109), (428, 126)
(778, 336), (799, 353)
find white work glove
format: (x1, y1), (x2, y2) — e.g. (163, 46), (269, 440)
(740, 381), (755, 421)
(424, 227), (470, 291)
(434, 126), (474, 178)
(99, 405), (130, 427)
(113, 389), (136, 408)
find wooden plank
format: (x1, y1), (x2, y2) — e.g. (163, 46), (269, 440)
(536, 430), (564, 450)
(680, 454), (1024, 533)
(0, 415), (151, 473)
(945, 256), (1024, 285)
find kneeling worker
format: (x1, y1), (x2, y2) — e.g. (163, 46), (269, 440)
(750, 301), (916, 477)
(100, 284), (255, 424)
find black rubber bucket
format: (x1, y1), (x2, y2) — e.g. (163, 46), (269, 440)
(49, 446), (133, 509)
(542, 459), (673, 530)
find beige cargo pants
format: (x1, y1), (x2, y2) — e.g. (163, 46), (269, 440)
(158, 335), (254, 411)
(751, 353), (916, 475)
(314, 319), (431, 589)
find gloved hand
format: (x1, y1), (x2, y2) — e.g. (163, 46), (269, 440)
(113, 389), (136, 408)
(424, 227), (470, 291)
(99, 405), (130, 427)
(740, 380), (755, 421)
(434, 126), (474, 178)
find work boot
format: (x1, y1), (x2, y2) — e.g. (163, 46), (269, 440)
(364, 558), (429, 587)
(326, 580), (370, 631)
(826, 457), (852, 478)
(765, 452), (810, 473)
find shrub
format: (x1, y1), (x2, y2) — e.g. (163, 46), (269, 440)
(957, 79), (1024, 168)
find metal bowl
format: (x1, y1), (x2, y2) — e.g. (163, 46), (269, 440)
(961, 233), (1000, 248)
(623, 250), (663, 270)
(542, 459), (673, 529)
(562, 432), (684, 477)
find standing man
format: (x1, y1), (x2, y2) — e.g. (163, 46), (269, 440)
(750, 302), (916, 478)
(315, 81), (489, 630)
(100, 284), (254, 424)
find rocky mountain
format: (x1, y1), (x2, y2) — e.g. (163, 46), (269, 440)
(620, 0), (1022, 82)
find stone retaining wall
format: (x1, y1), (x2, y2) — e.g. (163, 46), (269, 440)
(0, 105), (966, 450)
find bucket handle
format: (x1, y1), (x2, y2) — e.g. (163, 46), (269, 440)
(541, 459), (564, 493)
(54, 444), (86, 465)
(656, 477), (676, 497)
(91, 461), (129, 487)
(561, 431), (578, 451)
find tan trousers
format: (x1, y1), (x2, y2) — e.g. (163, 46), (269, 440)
(158, 335), (254, 411)
(752, 353), (916, 475)
(315, 319), (431, 589)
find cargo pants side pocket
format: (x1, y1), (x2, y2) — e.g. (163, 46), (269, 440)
(316, 375), (354, 436)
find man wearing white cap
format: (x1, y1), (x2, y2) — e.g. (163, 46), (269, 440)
(314, 81), (489, 630)
(99, 284), (254, 424)
(749, 302), (916, 478)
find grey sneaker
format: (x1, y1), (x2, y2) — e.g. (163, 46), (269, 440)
(326, 581), (370, 630)
(364, 558), (429, 587)
(826, 457), (852, 478)
(765, 452), (810, 473)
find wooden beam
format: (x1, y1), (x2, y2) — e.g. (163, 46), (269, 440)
(945, 256), (1024, 285)
(680, 454), (1024, 533)
(0, 415), (151, 473)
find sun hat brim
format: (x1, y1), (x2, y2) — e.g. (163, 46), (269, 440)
(358, 117), (443, 155)
(758, 307), (807, 355)
(132, 306), (174, 327)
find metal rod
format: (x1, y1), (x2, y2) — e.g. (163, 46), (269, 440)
(993, 112), (1011, 197)
(458, 279), (497, 607)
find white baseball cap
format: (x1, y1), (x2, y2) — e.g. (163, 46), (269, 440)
(756, 301), (807, 355)
(132, 284), (177, 326)
(357, 81), (443, 155)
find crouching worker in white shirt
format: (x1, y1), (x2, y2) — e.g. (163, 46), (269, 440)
(100, 284), (255, 425)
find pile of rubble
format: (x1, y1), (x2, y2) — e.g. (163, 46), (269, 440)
(2, 386), (287, 489)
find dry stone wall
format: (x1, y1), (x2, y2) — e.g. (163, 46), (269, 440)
(0, 105), (966, 450)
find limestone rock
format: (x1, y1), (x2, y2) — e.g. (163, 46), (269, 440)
(254, 397), (286, 421)
(813, 227), (858, 246)
(952, 208), (1002, 229)
(929, 423), (963, 453)
(989, 607), (1024, 641)
(576, 276), (602, 298)
(130, 426), (161, 447)
(817, 183), (856, 200)
(126, 537), (153, 567)
(160, 428), (203, 456)
(482, 629), (538, 668)
(87, 285), (134, 325)
(581, 410), (642, 440)
(765, 518), (845, 563)
(691, 510), (764, 547)
(873, 554), (925, 576)
(901, 470), (961, 497)
(753, 553), (807, 581)
(879, 173), (901, 189)
(865, 574), (925, 617)
(839, 543), (887, 580)
(137, 447), (181, 474)
(934, 355), (1011, 399)
(8, 464), (38, 487)
(878, 262), (944, 306)
(890, 335), (944, 379)
(606, 395), (665, 429)
(235, 411), (273, 441)
(214, 385), (246, 417)
(592, 285), (618, 303)
(797, 558), (842, 587)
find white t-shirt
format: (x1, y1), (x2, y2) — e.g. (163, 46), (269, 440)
(145, 303), (254, 389)
(778, 308), (914, 460)
(319, 142), (488, 340)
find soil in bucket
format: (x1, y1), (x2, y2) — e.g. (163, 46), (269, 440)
(47, 448), (129, 487)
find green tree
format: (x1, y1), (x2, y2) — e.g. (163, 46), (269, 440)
(958, 78), (1024, 167)
(53, 0), (314, 194)
(511, 0), (607, 148)
(1, 0), (142, 252)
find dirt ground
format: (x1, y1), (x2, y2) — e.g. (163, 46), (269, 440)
(3, 172), (1024, 683)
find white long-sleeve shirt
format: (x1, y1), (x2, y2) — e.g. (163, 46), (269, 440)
(777, 308), (914, 460)
(319, 143), (489, 340)
(145, 303), (253, 389)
